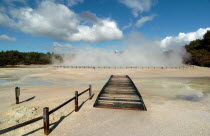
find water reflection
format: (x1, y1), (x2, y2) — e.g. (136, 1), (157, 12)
(134, 77), (210, 102)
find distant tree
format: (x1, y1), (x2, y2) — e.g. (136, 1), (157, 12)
(185, 31), (210, 67)
(203, 30), (210, 44)
(202, 30), (210, 51)
(0, 50), (63, 66)
(0, 51), (6, 66)
(185, 39), (202, 50)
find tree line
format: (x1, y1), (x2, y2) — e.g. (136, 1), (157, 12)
(0, 51), (63, 66)
(185, 30), (210, 67)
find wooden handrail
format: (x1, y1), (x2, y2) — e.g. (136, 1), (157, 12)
(0, 85), (92, 135)
(78, 88), (90, 97)
(49, 96), (76, 115)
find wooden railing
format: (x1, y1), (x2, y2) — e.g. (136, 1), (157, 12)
(53, 66), (195, 69)
(0, 85), (92, 135)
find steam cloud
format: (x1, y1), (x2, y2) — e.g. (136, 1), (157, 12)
(53, 31), (189, 67)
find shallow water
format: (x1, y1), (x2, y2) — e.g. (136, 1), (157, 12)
(1, 70), (210, 103)
(0, 75), (19, 84)
(0, 68), (54, 88)
(0, 75), (103, 88)
(134, 77), (210, 102)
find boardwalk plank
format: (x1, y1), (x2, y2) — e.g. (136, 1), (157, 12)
(93, 75), (147, 111)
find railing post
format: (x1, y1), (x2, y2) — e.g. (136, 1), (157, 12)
(15, 87), (20, 104)
(43, 107), (49, 135)
(75, 91), (79, 112)
(89, 85), (92, 100)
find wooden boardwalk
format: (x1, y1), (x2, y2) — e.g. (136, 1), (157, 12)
(93, 75), (147, 111)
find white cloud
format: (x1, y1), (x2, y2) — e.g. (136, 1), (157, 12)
(57, 0), (84, 7)
(2, 0), (27, 6)
(3, 0), (84, 7)
(135, 14), (156, 28)
(79, 11), (99, 24)
(122, 22), (132, 30)
(0, 1), (123, 43)
(72, 20), (123, 42)
(0, 34), (16, 42)
(160, 28), (210, 48)
(119, 0), (153, 17)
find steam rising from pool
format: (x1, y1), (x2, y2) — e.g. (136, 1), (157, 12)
(52, 31), (189, 67)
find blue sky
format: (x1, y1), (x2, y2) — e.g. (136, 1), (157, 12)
(0, 0), (210, 53)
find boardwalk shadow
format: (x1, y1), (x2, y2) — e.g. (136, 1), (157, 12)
(20, 96), (35, 104)
(22, 96), (92, 136)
